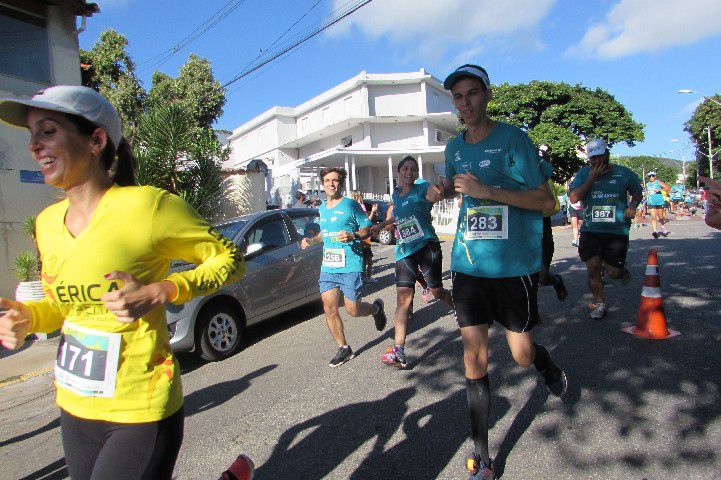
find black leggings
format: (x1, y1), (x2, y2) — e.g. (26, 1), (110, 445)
(60, 406), (184, 480)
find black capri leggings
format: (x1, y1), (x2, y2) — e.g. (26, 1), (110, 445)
(60, 406), (184, 480)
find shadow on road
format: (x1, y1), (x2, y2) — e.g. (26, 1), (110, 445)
(17, 458), (67, 480)
(0, 417), (60, 448)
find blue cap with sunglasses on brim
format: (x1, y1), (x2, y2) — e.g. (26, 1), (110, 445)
(443, 64), (491, 90)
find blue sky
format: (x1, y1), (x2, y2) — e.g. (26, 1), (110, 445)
(82, 0), (721, 160)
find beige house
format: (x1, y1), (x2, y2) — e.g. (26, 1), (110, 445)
(0, 0), (98, 297)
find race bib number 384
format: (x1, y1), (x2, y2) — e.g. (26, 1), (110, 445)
(465, 205), (508, 240)
(55, 321), (121, 398)
(397, 216), (424, 243)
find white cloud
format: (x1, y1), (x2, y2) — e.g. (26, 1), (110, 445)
(328, 0), (555, 61)
(567, 0), (721, 59)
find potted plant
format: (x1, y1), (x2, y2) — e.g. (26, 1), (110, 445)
(13, 216), (45, 303)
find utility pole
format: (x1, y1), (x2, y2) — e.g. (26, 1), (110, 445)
(708, 126), (714, 179)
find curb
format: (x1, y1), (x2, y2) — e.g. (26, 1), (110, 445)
(0, 366), (53, 388)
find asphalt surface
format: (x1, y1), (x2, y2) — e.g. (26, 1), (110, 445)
(1, 216), (719, 480)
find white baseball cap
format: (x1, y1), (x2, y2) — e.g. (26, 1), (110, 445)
(586, 138), (608, 158)
(0, 85), (122, 149)
(648, 171), (657, 177)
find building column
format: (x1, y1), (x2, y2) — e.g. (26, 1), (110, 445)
(387, 156), (394, 194)
(351, 156), (357, 191)
(418, 154), (424, 179)
(344, 155), (351, 196)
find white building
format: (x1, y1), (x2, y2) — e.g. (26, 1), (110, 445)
(0, 0), (99, 297)
(226, 68), (459, 206)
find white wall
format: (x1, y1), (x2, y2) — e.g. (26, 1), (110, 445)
(296, 87), (362, 138)
(425, 85), (454, 113)
(369, 83), (423, 117)
(0, 2), (84, 297)
(370, 122), (425, 149)
(298, 125), (364, 159)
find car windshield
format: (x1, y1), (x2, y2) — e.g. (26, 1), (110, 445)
(215, 220), (248, 240)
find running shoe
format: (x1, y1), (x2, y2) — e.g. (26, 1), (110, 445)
(422, 287), (433, 303)
(466, 454), (495, 480)
(571, 240), (578, 247)
(380, 345), (408, 369)
(220, 454), (254, 480)
(552, 274), (567, 301)
(590, 303), (608, 320)
(661, 231), (670, 237)
(372, 299), (387, 331)
(652, 231), (659, 239)
(328, 345), (355, 367)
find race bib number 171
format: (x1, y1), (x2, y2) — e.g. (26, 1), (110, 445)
(55, 321), (121, 398)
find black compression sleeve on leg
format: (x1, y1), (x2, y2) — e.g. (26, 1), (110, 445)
(533, 342), (550, 373)
(466, 376), (491, 464)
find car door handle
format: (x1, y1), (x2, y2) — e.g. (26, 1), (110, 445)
(286, 254), (300, 263)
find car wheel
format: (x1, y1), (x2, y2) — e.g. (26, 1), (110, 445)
(378, 229), (394, 245)
(196, 304), (244, 361)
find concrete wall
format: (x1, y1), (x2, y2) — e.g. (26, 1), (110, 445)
(370, 122), (425, 149)
(217, 172), (267, 220)
(298, 125), (364, 159)
(425, 84), (454, 114)
(0, 2), (83, 297)
(369, 83), (423, 117)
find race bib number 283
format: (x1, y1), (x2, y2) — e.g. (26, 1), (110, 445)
(465, 205), (508, 240)
(55, 321), (121, 398)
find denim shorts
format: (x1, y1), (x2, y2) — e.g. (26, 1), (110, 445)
(319, 271), (364, 301)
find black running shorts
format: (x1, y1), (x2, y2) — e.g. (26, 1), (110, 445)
(541, 216), (554, 269)
(451, 271), (540, 333)
(395, 241), (443, 289)
(578, 231), (629, 269)
(568, 207), (582, 219)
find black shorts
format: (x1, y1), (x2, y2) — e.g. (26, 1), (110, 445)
(541, 216), (554, 269)
(61, 406), (184, 480)
(451, 271), (539, 333)
(568, 207), (582, 219)
(578, 231), (629, 269)
(395, 241), (443, 289)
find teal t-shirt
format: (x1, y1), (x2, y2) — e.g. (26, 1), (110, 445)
(392, 182), (438, 261)
(646, 180), (665, 206)
(444, 122), (546, 278)
(318, 197), (372, 273)
(570, 164), (643, 235)
(670, 184), (685, 200)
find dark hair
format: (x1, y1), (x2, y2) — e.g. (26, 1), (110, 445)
(66, 113), (137, 186)
(319, 167), (347, 188)
(397, 155), (418, 172)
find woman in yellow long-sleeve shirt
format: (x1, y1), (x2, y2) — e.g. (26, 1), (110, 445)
(0, 86), (245, 480)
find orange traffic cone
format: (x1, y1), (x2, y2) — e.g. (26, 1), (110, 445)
(622, 249), (679, 339)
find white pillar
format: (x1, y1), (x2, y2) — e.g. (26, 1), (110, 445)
(387, 155), (394, 194)
(344, 155), (351, 196)
(351, 156), (357, 191)
(418, 154), (424, 179)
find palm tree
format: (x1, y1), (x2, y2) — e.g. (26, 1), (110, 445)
(134, 103), (225, 219)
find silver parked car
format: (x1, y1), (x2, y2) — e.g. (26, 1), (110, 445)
(167, 208), (322, 361)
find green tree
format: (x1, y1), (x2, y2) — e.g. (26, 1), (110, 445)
(134, 104), (225, 219)
(80, 29), (145, 140)
(487, 81), (645, 183)
(612, 156), (679, 185)
(684, 95), (721, 179)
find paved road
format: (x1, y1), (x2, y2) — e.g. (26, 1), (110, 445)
(1, 217), (719, 479)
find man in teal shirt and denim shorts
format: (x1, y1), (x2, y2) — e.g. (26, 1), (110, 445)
(300, 167), (387, 367)
(442, 64), (568, 480)
(569, 139), (643, 320)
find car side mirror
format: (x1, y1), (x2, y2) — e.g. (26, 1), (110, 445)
(245, 242), (264, 259)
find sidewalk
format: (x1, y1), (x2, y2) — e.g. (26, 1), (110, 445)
(0, 336), (58, 386)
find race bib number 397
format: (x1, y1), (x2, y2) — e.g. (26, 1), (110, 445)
(55, 321), (121, 398)
(591, 205), (616, 223)
(465, 205), (508, 240)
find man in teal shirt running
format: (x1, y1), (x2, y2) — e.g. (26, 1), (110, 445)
(441, 63), (567, 480)
(300, 167), (387, 367)
(569, 139), (643, 320)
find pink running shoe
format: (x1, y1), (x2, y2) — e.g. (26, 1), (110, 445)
(422, 287), (433, 303)
(380, 345), (408, 369)
(219, 454), (254, 480)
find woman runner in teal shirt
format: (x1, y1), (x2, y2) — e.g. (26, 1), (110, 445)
(371, 156), (453, 368)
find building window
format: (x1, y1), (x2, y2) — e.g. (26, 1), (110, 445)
(301, 116), (308, 134)
(344, 96), (353, 115)
(0, 6), (50, 83)
(433, 91), (440, 110)
(322, 107), (330, 124)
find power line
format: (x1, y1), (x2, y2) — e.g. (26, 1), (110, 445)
(222, 0), (372, 89)
(138, 0), (250, 73)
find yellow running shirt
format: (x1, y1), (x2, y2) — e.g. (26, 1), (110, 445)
(25, 185), (245, 423)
